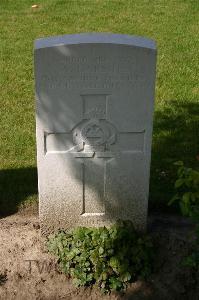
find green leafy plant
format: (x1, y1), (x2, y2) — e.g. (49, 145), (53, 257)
(47, 220), (153, 293)
(169, 161), (199, 219)
(169, 161), (199, 269)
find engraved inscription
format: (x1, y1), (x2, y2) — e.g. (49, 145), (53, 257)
(41, 55), (147, 90)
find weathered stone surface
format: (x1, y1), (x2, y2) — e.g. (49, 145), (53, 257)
(34, 33), (157, 235)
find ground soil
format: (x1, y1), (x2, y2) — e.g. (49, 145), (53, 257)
(0, 206), (199, 300)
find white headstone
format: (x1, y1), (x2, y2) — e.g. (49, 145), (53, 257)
(34, 33), (157, 235)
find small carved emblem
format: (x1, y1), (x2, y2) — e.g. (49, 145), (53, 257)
(72, 118), (117, 151)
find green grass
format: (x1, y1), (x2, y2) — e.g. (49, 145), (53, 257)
(0, 0), (198, 215)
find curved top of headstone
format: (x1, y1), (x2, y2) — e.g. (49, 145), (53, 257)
(34, 33), (156, 51)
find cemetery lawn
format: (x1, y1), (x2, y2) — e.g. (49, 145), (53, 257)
(0, 0), (198, 214)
